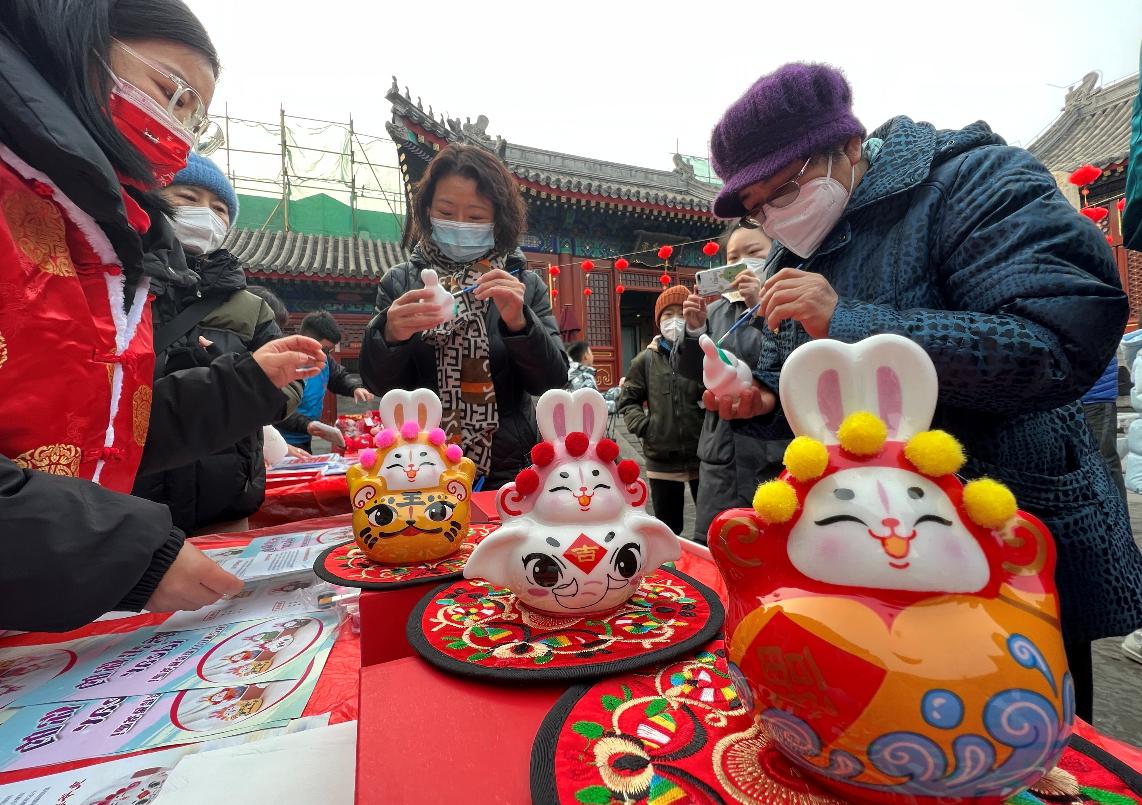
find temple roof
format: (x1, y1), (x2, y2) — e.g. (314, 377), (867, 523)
(385, 78), (719, 216)
(224, 227), (409, 282)
(1028, 71), (1138, 173)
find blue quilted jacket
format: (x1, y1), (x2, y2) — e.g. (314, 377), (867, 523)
(750, 116), (1142, 644)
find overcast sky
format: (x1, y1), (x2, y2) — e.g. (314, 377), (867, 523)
(186, 0), (1141, 176)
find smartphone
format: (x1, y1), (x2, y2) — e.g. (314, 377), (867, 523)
(695, 261), (747, 296)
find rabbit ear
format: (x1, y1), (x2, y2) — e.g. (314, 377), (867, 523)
(407, 389), (442, 430)
(780, 335), (937, 442)
(378, 389), (411, 430)
(535, 389), (575, 441)
(570, 388), (608, 442)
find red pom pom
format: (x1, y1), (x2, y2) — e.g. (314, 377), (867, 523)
(657, 245), (674, 260)
(514, 467), (540, 496)
(548, 265), (560, 277)
(614, 257), (629, 270)
(615, 284), (625, 295)
(659, 273), (671, 286)
(1068, 164), (1102, 186)
(531, 441), (556, 467)
(617, 459), (640, 485)
(1118, 198), (1127, 212)
(596, 439), (620, 463)
(702, 241), (719, 256)
(1080, 206), (1109, 223)
(581, 260), (594, 272)
(565, 431), (589, 457)
(583, 287), (592, 297)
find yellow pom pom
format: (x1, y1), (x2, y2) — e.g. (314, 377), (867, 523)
(752, 480), (799, 524)
(836, 411), (887, 456)
(783, 436), (829, 481)
(962, 478), (1017, 529)
(904, 430), (966, 477)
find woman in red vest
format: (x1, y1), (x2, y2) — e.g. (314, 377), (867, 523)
(0, 0), (324, 631)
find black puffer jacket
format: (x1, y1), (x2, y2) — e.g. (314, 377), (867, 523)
(133, 250), (301, 533)
(618, 337), (703, 474)
(674, 296), (789, 541)
(359, 248), (568, 488)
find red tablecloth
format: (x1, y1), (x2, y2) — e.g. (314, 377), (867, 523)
(1, 510), (1138, 792)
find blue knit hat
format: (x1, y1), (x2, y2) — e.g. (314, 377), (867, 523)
(171, 152), (239, 224)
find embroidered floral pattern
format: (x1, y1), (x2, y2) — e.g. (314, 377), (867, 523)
(2, 190), (76, 277)
(14, 443), (82, 477)
(132, 386), (151, 447)
(0, 331), (6, 371)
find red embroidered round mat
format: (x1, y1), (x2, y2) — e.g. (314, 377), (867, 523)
(530, 640), (854, 804)
(313, 523), (498, 590)
(530, 643), (1142, 805)
(406, 568), (723, 681)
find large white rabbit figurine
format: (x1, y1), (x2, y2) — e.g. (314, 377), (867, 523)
(698, 333), (754, 397)
(420, 268), (456, 324)
(465, 388), (680, 614)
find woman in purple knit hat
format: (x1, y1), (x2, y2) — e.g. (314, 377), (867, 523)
(705, 62), (1142, 723)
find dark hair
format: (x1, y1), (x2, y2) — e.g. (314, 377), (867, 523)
(567, 341), (591, 363)
(247, 285), (289, 330)
(404, 143), (527, 254)
(0, 0), (220, 187)
(719, 219), (773, 254)
(300, 311), (342, 345)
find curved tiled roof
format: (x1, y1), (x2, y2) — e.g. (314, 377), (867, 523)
(387, 81), (718, 215)
(1028, 71), (1138, 172)
(224, 228), (409, 280)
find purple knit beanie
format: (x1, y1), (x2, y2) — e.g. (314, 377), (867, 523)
(710, 63), (866, 218)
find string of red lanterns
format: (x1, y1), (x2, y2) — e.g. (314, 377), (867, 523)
(539, 238), (724, 298)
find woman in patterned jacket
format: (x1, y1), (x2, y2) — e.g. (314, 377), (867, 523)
(360, 144), (568, 489)
(705, 62), (1142, 722)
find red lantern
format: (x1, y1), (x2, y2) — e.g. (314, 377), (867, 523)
(1118, 198), (1127, 212)
(581, 260), (594, 272)
(1080, 206), (1109, 223)
(548, 264), (560, 277)
(615, 284), (625, 295)
(1068, 164), (1102, 186)
(702, 241), (719, 256)
(551, 288), (558, 299)
(659, 273), (671, 286)
(1107, 234), (1115, 245)
(583, 287), (592, 297)
(657, 245), (674, 260)
(614, 257), (629, 270)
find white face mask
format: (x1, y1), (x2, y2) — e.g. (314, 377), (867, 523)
(742, 256), (768, 276)
(430, 217), (495, 262)
(660, 317), (685, 342)
(761, 153), (854, 259)
(173, 206), (228, 255)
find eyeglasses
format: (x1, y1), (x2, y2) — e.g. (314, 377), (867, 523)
(112, 39), (224, 155)
(740, 155), (814, 228)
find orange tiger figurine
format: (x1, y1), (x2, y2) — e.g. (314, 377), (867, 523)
(710, 334), (1072, 805)
(348, 388), (476, 564)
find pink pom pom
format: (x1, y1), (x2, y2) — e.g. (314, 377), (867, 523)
(428, 428), (447, 446)
(445, 444), (463, 463)
(359, 449), (376, 468)
(374, 429), (397, 449)
(400, 421), (420, 440)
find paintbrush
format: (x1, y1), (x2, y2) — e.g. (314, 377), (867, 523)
(452, 267), (524, 297)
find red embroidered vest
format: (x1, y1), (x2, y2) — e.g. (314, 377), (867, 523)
(0, 146), (154, 493)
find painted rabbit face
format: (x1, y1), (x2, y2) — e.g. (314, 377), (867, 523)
(347, 388), (476, 564)
(532, 456), (626, 523)
(468, 388), (679, 614)
(378, 443), (446, 490)
(789, 467), (989, 592)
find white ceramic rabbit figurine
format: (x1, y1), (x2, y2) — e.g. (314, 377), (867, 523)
(464, 388), (680, 614)
(420, 268), (456, 323)
(698, 333), (754, 397)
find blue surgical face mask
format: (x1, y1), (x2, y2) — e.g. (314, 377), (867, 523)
(430, 217), (495, 262)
